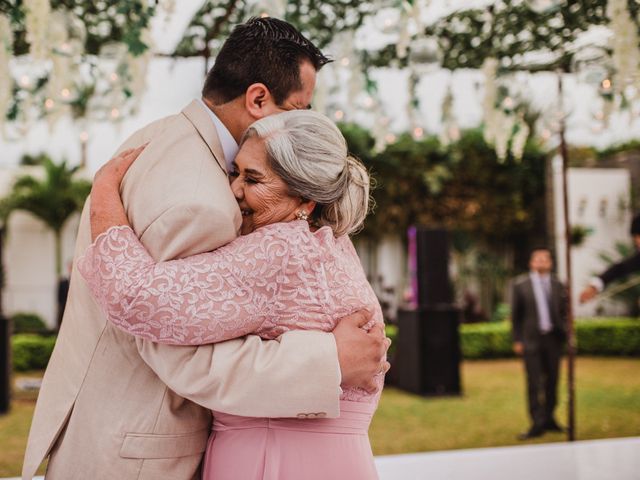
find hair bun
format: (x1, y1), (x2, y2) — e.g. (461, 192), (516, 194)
(243, 110), (371, 236)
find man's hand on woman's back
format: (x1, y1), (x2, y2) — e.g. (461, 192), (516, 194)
(333, 311), (390, 393)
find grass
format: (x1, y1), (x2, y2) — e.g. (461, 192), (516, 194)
(1, 357), (639, 476)
(370, 357), (640, 454)
(0, 370), (44, 477)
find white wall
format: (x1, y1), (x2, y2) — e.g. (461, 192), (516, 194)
(0, 167), (81, 329)
(553, 162), (633, 317)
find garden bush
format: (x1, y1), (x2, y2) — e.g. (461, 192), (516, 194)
(8, 318), (638, 372)
(12, 334), (57, 371)
(460, 321), (513, 359)
(11, 312), (49, 334)
(575, 318), (640, 356)
(388, 318), (640, 359)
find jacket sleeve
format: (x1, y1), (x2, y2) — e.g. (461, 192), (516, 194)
(598, 251), (640, 287)
(136, 330), (341, 418)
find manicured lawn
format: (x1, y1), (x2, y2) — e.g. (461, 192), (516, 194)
(370, 357), (640, 454)
(0, 371), (44, 477)
(1, 357), (639, 476)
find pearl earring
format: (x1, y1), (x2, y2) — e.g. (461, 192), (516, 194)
(296, 210), (309, 221)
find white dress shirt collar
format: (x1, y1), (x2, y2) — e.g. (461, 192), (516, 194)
(198, 98), (239, 171)
(529, 271), (553, 333)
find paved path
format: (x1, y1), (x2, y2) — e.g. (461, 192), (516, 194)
(375, 436), (640, 480)
(6, 436), (639, 480)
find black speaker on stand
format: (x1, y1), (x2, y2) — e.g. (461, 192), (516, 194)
(395, 228), (461, 396)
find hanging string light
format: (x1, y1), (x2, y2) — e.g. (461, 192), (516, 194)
(607, 0), (640, 97)
(24, 0), (51, 60)
(439, 83), (459, 145)
(0, 15), (13, 138)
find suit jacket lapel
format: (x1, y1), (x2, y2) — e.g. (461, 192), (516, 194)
(181, 100), (227, 173)
(523, 276), (536, 310)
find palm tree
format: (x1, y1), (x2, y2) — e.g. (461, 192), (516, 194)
(0, 156), (91, 281)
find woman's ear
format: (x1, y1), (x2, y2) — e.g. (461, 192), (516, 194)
(298, 199), (317, 217)
(244, 83), (276, 119)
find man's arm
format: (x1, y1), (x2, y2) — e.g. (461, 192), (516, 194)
(598, 251), (640, 286)
(136, 329), (343, 418)
(580, 251), (640, 303)
(511, 281), (524, 355)
(135, 309), (387, 418)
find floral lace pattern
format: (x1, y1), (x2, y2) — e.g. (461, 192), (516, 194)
(78, 220), (384, 402)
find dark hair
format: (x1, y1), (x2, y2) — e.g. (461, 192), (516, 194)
(202, 17), (330, 105)
(529, 246), (552, 260)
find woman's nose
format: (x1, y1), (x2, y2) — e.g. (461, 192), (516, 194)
(230, 177), (243, 200)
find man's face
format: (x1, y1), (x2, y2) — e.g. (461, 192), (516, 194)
(633, 234), (640, 250)
(262, 60), (317, 116)
(529, 250), (553, 274)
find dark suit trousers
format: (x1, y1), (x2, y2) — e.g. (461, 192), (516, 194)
(523, 333), (562, 427)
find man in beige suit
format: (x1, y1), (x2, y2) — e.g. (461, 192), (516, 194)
(23, 18), (388, 480)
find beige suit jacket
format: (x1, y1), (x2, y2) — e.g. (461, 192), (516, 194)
(22, 100), (341, 480)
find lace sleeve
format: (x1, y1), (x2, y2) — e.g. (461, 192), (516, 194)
(77, 225), (301, 345)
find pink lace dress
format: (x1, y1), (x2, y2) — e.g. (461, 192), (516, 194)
(78, 220), (383, 480)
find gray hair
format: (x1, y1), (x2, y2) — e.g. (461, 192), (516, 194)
(242, 110), (370, 237)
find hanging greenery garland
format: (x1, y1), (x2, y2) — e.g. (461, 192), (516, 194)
(0, 14), (13, 137)
(1, 0), (155, 133)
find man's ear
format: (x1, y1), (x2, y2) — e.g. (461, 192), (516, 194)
(245, 83), (275, 119)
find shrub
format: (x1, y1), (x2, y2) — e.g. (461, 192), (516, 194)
(460, 321), (513, 359)
(458, 318), (640, 358)
(391, 317), (640, 359)
(575, 318), (640, 356)
(11, 312), (49, 334)
(12, 334), (57, 371)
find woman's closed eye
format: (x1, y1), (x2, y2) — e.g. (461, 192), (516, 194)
(229, 170), (259, 185)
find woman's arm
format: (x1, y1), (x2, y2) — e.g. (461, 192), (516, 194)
(80, 146), (307, 345)
(78, 223), (300, 345)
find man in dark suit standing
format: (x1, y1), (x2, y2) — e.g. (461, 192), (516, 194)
(511, 247), (567, 440)
(579, 213), (640, 305)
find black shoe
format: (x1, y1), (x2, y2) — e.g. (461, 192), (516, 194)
(543, 420), (565, 432)
(517, 427), (545, 440)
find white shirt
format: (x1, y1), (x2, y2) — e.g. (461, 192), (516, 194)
(198, 99), (239, 171)
(530, 272), (553, 334)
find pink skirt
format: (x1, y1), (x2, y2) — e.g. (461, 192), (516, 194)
(202, 400), (379, 480)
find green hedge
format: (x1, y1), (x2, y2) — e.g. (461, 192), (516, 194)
(9, 318), (639, 372)
(460, 322), (514, 359)
(387, 318), (640, 359)
(575, 318), (640, 356)
(11, 312), (49, 335)
(12, 334), (57, 371)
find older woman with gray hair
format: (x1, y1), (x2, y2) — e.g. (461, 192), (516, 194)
(78, 110), (384, 480)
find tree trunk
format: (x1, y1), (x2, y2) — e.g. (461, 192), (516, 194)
(54, 229), (62, 280)
(558, 71), (576, 442)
